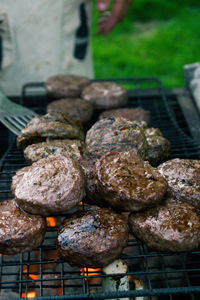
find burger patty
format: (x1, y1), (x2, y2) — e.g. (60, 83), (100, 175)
(144, 128), (170, 164)
(17, 112), (85, 149)
(56, 207), (129, 267)
(99, 107), (151, 124)
(128, 198), (200, 252)
(12, 154), (85, 216)
(45, 74), (90, 99)
(0, 199), (46, 255)
(157, 158), (200, 211)
(47, 98), (94, 123)
(86, 117), (148, 159)
(77, 155), (108, 207)
(96, 151), (167, 212)
(24, 139), (86, 164)
(81, 82), (128, 110)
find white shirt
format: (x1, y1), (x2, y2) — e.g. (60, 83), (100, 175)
(0, 0), (93, 96)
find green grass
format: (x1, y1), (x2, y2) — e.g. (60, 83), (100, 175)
(92, 2), (200, 88)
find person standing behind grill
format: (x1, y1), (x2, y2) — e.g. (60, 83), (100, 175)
(0, 0), (132, 96)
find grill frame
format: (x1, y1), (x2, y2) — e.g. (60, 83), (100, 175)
(0, 77), (200, 299)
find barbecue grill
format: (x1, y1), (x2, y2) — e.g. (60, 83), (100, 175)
(0, 77), (200, 300)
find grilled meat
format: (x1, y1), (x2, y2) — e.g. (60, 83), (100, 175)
(96, 151), (167, 212)
(86, 117), (148, 159)
(57, 207), (129, 267)
(78, 155), (108, 207)
(157, 158), (200, 211)
(129, 197), (200, 251)
(99, 107), (151, 124)
(47, 98), (94, 123)
(17, 112), (85, 149)
(144, 128), (170, 164)
(12, 154), (85, 216)
(81, 82), (128, 110)
(24, 139), (86, 164)
(0, 199), (46, 255)
(45, 74), (90, 99)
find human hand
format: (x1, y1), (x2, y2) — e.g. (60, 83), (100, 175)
(97, 0), (132, 35)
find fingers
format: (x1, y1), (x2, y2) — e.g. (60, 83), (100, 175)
(97, 0), (132, 35)
(97, 0), (110, 12)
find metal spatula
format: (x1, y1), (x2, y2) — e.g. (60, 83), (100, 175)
(0, 90), (37, 135)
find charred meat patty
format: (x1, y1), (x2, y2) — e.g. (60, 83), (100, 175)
(24, 139), (86, 164)
(78, 155), (108, 207)
(45, 74), (90, 99)
(96, 151), (167, 212)
(0, 199), (46, 255)
(99, 107), (151, 124)
(144, 128), (170, 164)
(12, 154), (85, 216)
(81, 82), (128, 110)
(57, 207), (129, 267)
(17, 112), (85, 149)
(47, 98), (94, 123)
(157, 158), (200, 211)
(86, 117), (148, 159)
(129, 198), (200, 252)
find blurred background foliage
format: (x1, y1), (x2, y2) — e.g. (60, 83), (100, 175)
(92, 0), (200, 88)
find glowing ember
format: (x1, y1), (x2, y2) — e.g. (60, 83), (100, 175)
(22, 291), (36, 298)
(46, 217), (56, 227)
(80, 268), (101, 284)
(57, 287), (62, 296)
(23, 268), (38, 280)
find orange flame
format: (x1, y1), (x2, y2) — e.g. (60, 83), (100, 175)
(80, 268), (101, 284)
(46, 217), (56, 227)
(23, 268), (38, 280)
(57, 287), (62, 296)
(22, 291), (36, 298)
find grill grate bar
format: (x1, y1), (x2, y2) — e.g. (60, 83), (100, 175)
(0, 78), (200, 299)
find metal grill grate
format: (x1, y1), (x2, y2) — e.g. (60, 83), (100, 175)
(0, 78), (200, 299)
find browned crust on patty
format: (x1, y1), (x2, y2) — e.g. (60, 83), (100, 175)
(99, 107), (151, 124)
(0, 200), (46, 255)
(77, 155), (108, 207)
(144, 128), (170, 164)
(45, 74), (90, 99)
(157, 158), (200, 210)
(128, 198), (200, 252)
(82, 82), (128, 110)
(12, 154), (85, 216)
(47, 98), (94, 123)
(56, 207), (129, 267)
(17, 112), (85, 149)
(96, 151), (167, 212)
(24, 139), (86, 164)
(86, 117), (148, 159)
